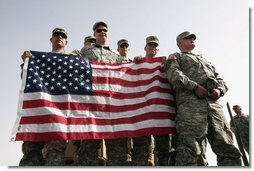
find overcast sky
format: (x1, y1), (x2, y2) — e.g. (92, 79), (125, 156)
(0, 0), (251, 167)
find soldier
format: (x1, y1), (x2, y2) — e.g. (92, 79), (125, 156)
(84, 35), (96, 46)
(75, 21), (128, 166)
(230, 105), (249, 154)
(19, 28), (69, 166)
(132, 36), (173, 166)
(117, 39), (132, 63)
(164, 31), (242, 166)
(116, 38), (133, 165)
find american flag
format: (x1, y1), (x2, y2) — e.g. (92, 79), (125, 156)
(11, 51), (176, 142)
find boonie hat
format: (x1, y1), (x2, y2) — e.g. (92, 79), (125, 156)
(52, 28), (67, 38)
(176, 31), (196, 42)
(146, 36), (159, 45)
(93, 21), (108, 31)
(84, 36), (96, 43)
(117, 39), (129, 47)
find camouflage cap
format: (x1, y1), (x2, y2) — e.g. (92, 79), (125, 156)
(84, 35), (96, 43)
(176, 31), (196, 42)
(52, 28), (67, 38)
(117, 39), (129, 47)
(93, 21), (108, 31)
(233, 105), (241, 109)
(146, 36), (159, 45)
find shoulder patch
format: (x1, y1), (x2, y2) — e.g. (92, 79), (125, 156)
(167, 54), (177, 60)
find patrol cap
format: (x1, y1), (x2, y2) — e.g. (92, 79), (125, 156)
(233, 105), (241, 109)
(176, 31), (196, 42)
(84, 35), (96, 43)
(52, 28), (67, 38)
(93, 21), (108, 31)
(146, 36), (159, 45)
(117, 39), (129, 47)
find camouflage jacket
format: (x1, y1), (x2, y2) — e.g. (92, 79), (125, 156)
(79, 43), (122, 64)
(230, 114), (249, 134)
(164, 52), (228, 96)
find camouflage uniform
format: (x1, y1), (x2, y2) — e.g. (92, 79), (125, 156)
(132, 136), (151, 166)
(76, 43), (126, 166)
(44, 140), (67, 166)
(164, 52), (242, 166)
(154, 134), (172, 166)
(230, 114), (249, 154)
(19, 141), (45, 166)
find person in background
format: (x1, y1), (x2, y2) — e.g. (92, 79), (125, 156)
(164, 31), (242, 166)
(117, 39), (132, 63)
(84, 35), (96, 46)
(116, 38), (133, 165)
(69, 35), (97, 165)
(71, 35), (96, 57)
(19, 28), (69, 166)
(230, 105), (249, 154)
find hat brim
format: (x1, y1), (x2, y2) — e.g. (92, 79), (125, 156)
(184, 34), (196, 40)
(147, 41), (159, 45)
(52, 32), (67, 38)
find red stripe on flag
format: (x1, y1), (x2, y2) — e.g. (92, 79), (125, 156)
(22, 98), (173, 112)
(15, 127), (176, 141)
(93, 75), (169, 87)
(20, 112), (176, 125)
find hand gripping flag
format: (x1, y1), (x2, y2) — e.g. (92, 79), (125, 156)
(11, 51), (176, 141)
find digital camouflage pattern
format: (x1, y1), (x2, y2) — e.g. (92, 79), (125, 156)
(19, 141), (44, 166)
(132, 136), (151, 166)
(164, 52), (242, 166)
(44, 140), (67, 166)
(154, 134), (173, 166)
(105, 138), (129, 165)
(230, 114), (249, 154)
(19, 131), (67, 166)
(80, 43), (122, 64)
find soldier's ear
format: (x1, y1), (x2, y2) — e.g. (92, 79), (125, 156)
(50, 38), (52, 43)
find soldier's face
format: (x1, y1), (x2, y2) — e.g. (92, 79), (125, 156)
(233, 107), (242, 115)
(94, 26), (108, 41)
(180, 38), (195, 50)
(50, 33), (68, 48)
(145, 43), (159, 57)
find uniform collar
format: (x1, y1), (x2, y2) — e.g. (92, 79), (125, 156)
(95, 43), (110, 50)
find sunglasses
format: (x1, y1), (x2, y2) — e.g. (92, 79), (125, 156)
(120, 44), (129, 48)
(95, 29), (108, 33)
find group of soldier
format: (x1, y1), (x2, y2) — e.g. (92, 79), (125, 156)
(19, 21), (248, 166)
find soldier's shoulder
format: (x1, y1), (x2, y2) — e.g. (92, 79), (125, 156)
(167, 52), (180, 60)
(70, 49), (82, 56)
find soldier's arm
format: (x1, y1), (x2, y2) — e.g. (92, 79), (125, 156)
(164, 53), (198, 91)
(209, 64), (228, 96)
(70, 49), (82, 56)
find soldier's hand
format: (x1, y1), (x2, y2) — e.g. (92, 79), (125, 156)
(133, 56), (143, 62)
(21, 51), (32, 61)
(208, 89), (220, 101)
(194, 85), (209, 98)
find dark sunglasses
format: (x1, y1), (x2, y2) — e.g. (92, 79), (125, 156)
(95, 29), (108, 33)
(120, 44), (129, 48)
